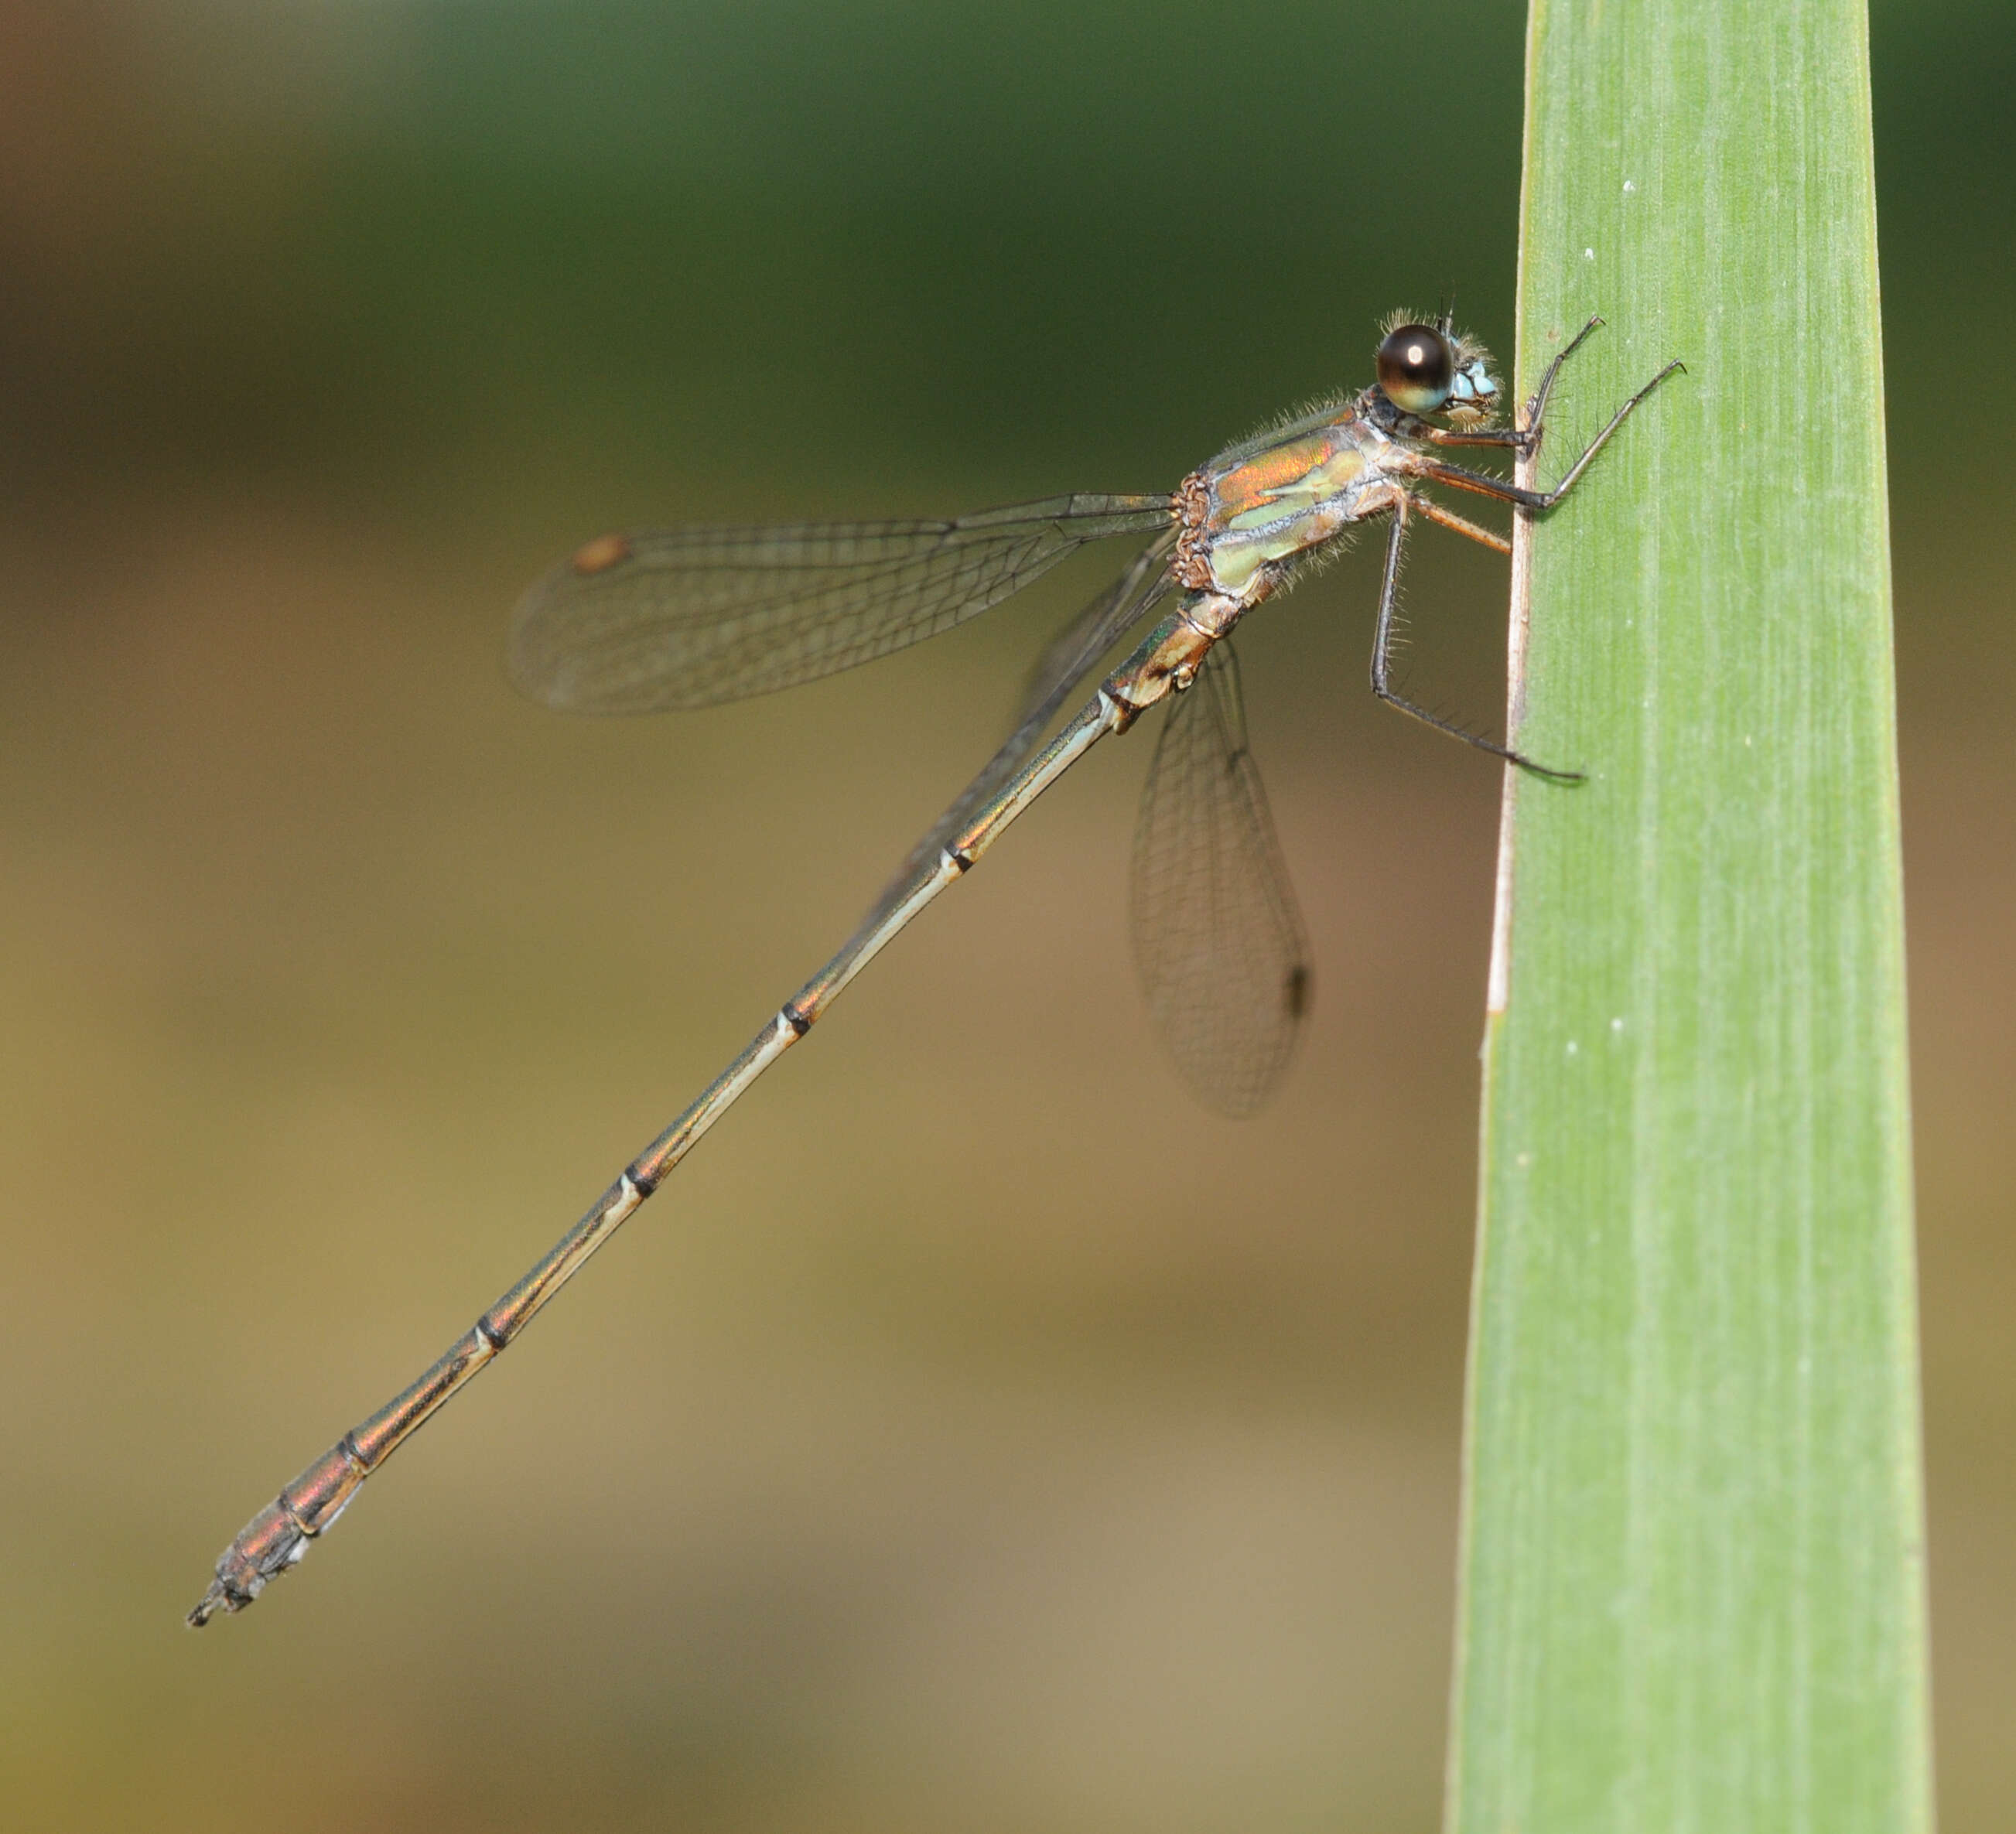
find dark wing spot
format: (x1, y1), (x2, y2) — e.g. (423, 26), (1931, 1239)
(1283, 963), (1312, 1019)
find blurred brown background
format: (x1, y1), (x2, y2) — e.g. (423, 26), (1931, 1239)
(0, 4), (2007, 1829)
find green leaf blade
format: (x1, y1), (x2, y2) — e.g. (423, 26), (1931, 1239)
(1447, 3), (1932, 1831)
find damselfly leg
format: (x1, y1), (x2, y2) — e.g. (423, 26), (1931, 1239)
(1369, 323), (1684, 776)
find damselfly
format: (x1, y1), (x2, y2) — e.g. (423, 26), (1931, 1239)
(191, 312), (1678, 1624)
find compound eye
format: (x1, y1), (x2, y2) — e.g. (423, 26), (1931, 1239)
(1376, 323), (1456, 413)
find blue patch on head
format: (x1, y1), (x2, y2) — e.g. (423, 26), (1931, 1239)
(1455, 361), (1498, 401)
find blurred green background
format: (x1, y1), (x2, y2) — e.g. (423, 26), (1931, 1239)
(1, 4), (2007, 1829)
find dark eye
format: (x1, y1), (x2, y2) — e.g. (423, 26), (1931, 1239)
(1376, 323), (1456, 413)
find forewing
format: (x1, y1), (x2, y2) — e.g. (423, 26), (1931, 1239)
(1129, 641), (1312, 1117)
(511, 493), (1173, 712)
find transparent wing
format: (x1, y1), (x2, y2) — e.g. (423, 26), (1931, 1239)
(1129, 640), (1312, 1118)
(511, 493), (1174, 713)
(848, 531), (1178, 944)
(1008, 529), (1179, 741)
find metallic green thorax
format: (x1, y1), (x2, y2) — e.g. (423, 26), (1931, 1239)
(1176, 396), (1405, 601)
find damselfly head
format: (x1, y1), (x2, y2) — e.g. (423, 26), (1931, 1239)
(1375, 312), (1500, 426)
